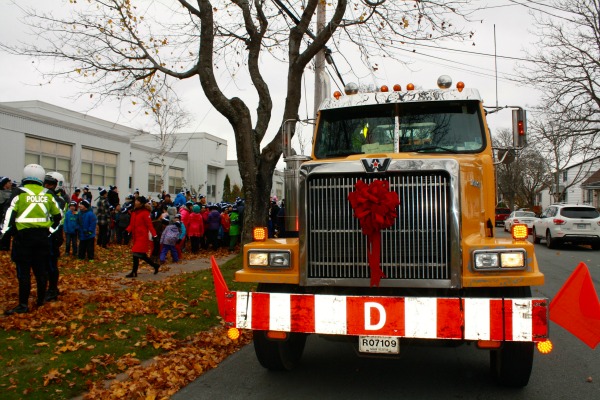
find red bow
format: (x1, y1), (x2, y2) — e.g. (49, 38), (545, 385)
(348, 179), (400, 287)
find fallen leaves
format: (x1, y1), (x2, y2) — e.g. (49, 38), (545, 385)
(0, 245), (245, 398)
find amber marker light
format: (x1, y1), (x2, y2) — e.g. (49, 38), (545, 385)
(380, 85), (389, 92)
(456, 81), (465, 92)
(511, 224), (529, 240)
(406, 83), (415, 91)
(537, 340), (553, 354)
(227, 328), (240, 340)
(253, 227), (268, 241)
(393, 84), (402, 91)
(333, 91), (342, 100)
(266, 331), (288, 340)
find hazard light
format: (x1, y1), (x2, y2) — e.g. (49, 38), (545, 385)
(380, 85), (389, 92)
(227, 328), (240, 340)
(537, 339), (553, 354)
(511, 224), (528, 240)
(393, 84), (401, 91)
(456, 81), (465, 92)
(406, 83), (415, 91)
(253, 227), (268, 241)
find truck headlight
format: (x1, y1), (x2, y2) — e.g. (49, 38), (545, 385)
(248, 250), (291, 268)
(473, 249), (526, 271)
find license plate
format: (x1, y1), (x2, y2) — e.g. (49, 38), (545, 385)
(577, 224), (589, 229)
(358, 336), (400, 354)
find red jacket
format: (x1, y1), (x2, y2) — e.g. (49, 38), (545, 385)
(126, 205), (157, 254)
(187, 212), (205, 237)
(221, 212), (230, 232)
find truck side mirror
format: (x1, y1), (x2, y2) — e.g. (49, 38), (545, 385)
(512, 108), (527, 148)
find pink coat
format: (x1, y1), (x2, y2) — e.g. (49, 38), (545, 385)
(187, 212), (205, 237)
(126, 206), (157, 253)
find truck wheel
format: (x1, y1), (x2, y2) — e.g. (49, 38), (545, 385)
(490, 342), (534, 387)
(253, 330), (307, 371)
(546, 230), (556, 249)
(489, 286), (534, 387)
(532, 228), (540, 244)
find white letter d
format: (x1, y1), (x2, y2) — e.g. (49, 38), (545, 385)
(364, 302), (386, 331)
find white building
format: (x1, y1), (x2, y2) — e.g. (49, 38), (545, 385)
(0, 100), (283, 203)
(539, 156), (600, 209)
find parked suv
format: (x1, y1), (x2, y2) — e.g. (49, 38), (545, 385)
(495, 207), (511, 227)
(532, 204), (600, 250)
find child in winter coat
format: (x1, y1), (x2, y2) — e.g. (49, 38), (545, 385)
(78, 199), (97, 261)
(187, 205), (205, 253)
(159, 218), (180, 263)
(228, 206), (240, 252)
(63, 201), (79, 256)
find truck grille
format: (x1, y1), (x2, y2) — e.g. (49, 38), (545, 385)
(306, 172), (451, 284)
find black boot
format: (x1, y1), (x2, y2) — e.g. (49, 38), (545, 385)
(4, 304), (29, 315)
(45, 288), (60, 302)
(126, 256), (139, 278)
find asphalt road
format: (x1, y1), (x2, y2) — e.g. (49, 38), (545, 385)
(174, 229), (600, 400)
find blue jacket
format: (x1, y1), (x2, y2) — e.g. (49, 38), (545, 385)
(173, 192), (187, 208)
(78, 209), (97, 240)
(63, 210), (79, 234)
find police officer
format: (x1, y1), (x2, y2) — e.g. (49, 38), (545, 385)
(1, 164), (62, 315)
(43, 172), (68, 302)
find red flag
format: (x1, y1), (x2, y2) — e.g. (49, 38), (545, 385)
(550, 262), (600, 349)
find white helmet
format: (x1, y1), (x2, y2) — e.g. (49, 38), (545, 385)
(23, 164), (46, 185)
(45, 171), (65, 188)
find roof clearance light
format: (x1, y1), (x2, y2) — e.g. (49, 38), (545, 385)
(406, 83), (415, 91)
(456, 81), (465, 92)
(380, 85), (389, 92)
(437, 75), (452, 89)
(511, 224), (529, 240)
(333, 91), (342, 100)
(344, 82), (359, 95)
(253, 227), (268, 241)
(393, 84), (402, 91)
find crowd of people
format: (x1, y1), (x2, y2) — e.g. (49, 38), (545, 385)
(0, 163), (256, 316)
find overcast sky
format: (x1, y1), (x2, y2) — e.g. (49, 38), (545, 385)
(0, 1), (548, 160)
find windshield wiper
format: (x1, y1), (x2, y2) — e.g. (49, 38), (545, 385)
(414, 146), (458, 154)
(325, 150), (365, 157)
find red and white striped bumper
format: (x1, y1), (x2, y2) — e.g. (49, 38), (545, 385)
(212, 258), (549, 342)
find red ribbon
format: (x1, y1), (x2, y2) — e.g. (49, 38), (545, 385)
(348, 179), (400, 287)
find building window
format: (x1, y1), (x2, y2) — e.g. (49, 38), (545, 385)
(148, 164), (162, 193)
(562, 170), (568, 182)
(25, 137), (72, 183)
(129, 161), (134, 191)
(81, 148), (117, 187)
(168, 168), (184, 194)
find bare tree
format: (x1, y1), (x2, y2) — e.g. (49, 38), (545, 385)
(528, 114), (597, 203)
(133, 80), (190, 193)
(493, 128), (551, 210)
(517, 0), (600, 143)
(4, 0), (475, 242)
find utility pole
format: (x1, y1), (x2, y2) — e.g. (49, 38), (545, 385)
(313, 1), (326, 119)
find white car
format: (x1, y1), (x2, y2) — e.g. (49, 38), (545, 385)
(504, 211), (538, 234)
(532, 204), (600, 250)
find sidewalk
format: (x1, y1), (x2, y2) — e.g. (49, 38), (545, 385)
(106, 252), (238, 282)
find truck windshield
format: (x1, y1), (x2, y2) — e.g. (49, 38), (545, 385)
(314, 100), (485, 158)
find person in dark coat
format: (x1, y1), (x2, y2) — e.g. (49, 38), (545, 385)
(206, 204), (222, 250)
(107, 185), (120, 208)
(125, 196), (159, 277)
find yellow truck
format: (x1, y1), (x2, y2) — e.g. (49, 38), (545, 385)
(211, 76), (550, 387)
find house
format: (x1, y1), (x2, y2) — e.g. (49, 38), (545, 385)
(539, 156), (600, 209)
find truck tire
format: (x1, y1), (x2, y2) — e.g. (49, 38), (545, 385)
(253, 330), (307, 371)
(489, 286), (534, 387)
(253, 283), (307, 371)
(532, 228), (540, 244)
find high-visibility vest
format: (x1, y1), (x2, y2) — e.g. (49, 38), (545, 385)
(0, 183), (62, 233)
